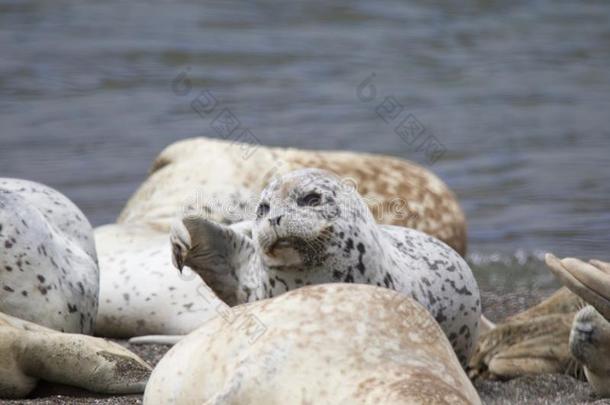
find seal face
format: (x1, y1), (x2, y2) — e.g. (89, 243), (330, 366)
(144, 284), (481, 405)
(172, 169), (481, 363)
(0, 178), (98, 333)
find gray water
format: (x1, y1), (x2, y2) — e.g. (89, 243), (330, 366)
(2, 0), (609, 291)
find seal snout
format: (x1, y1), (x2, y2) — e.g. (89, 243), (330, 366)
(269, 215), (283, 227)
(570, 306), (601, 363)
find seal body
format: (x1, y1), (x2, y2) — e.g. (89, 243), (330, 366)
(0, 178), (98, 333)
(94, 223), (219, 337)
(119, 136), (467, 255)
(144, 284), (481, 405)
(172, 169), (480, 363)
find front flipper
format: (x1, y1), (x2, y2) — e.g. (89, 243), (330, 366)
(171, 215), (256, 305)
(22, 333), (151, 395)
(469, 313), (577, 380)
(0, 313), (151, 398)
(545, 254), (610, 320)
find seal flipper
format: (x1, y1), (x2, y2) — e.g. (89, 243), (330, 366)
(545, 253), (610, 320)
(0, 312), (151, 398)
(171, 216), (255, 306)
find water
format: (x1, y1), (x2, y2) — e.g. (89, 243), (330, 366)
(1, 0), (609, 291)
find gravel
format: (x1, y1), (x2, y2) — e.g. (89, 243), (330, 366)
(2, 286), (609, 405)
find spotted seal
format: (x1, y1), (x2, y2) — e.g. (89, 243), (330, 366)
(94, 223), (220, 337)
(0, 311), (151, 398)
(545, 254), (610, 397)
(96, 137), (469, 338)
(119, 136), (467, 255)
(0, 178), (151, 398)
(0, 178), (98, 333)
(171, 169), (480, 363)
(144, 284), (481, 404)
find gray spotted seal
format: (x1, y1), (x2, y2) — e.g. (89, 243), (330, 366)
(0, 178), (98, 333)
(144, 284), (481, 405)
(94, 223), (219, 337)
(96, 137), (469, 338)
(119, 136), (467, 255)
(171, 169), (480, 363)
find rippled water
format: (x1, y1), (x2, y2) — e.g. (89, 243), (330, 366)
(1, 0), (609, 290)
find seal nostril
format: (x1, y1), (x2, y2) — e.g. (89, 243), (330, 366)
(269, 215), (282, 226)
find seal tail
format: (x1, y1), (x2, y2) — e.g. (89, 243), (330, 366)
(129, 335), (184, 346)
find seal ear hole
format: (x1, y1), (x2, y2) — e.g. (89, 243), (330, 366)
(256, 202), (270, 219)
(298, 192), (322, 207)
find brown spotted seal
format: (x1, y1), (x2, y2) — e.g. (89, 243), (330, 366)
(143, 284), (481, 405)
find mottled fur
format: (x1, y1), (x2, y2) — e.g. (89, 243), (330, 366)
(0, 178), (98, 333)
(94, 223), (220, 337)
(144, 284), (481, 405)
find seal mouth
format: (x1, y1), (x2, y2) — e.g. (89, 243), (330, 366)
(267, 238), (293, 256)
(261, 237), (303, 268)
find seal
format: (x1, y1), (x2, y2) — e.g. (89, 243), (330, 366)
(94, 223), (220, 337)
(468, 261), (588, 380)
(0, 178), (151, 398)
(0, 178), (98, 333)
(143, 284), (481, 405)
(545, 254), (610, 397)
(171, 169), (480, 363)
(0, 311), (151, 398)
(118, 136), (467, 255)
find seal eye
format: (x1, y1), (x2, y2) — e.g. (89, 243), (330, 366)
(256, 202), (270, 219)
(299, 192), (322, 207)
